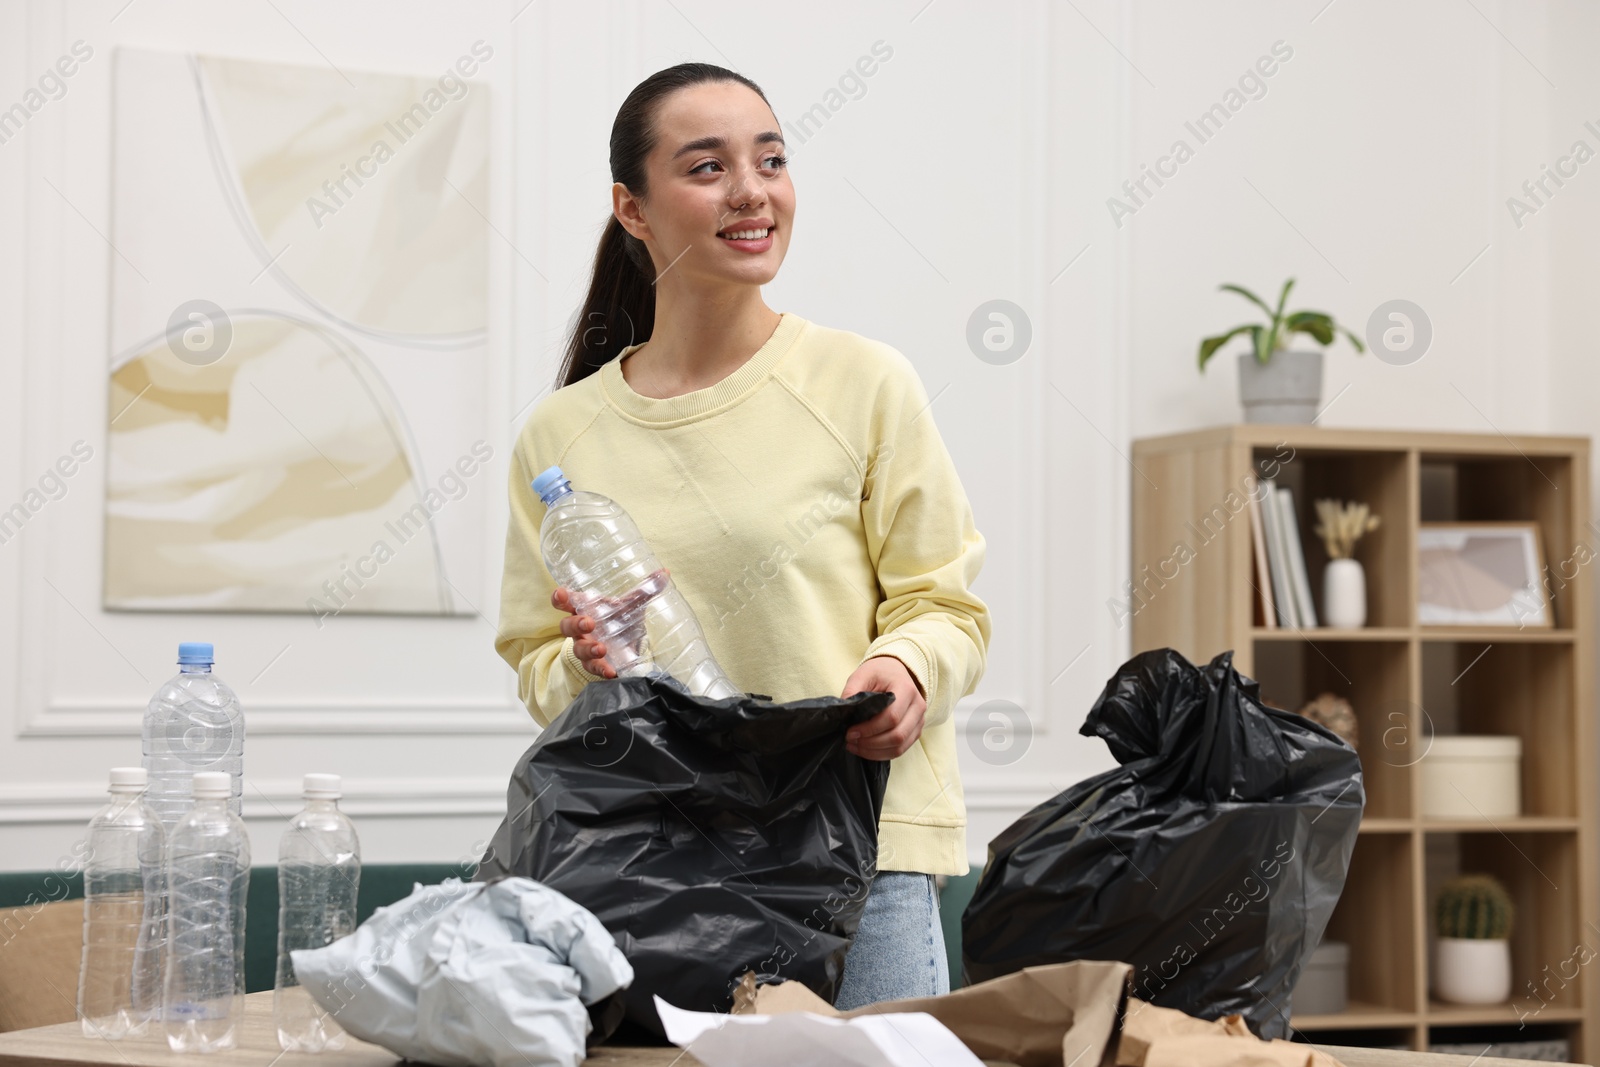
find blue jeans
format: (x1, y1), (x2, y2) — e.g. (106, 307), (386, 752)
(834, 872), (949, 1009)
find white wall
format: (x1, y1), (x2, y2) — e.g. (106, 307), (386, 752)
(1, 0), (1594, 872)
(1125, 0), (1556, 437)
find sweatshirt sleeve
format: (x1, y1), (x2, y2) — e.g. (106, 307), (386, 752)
(494, 430), (606, 729)
(859, 351), (992, 729)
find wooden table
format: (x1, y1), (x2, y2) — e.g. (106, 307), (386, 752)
(0, 993), (695, 1067)
(0, 992), (1586, 1067)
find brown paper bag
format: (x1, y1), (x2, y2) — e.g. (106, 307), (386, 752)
(1117, 999), (1344, 1067)
(737, 960), (1132, 1067)
(734, 964), (1346, 1067)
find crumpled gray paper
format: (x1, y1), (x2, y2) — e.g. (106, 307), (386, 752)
(292, 876), (633, 1067)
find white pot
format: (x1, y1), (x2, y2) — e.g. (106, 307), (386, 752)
(1434, 937), (1512, 1004)
(1323, 559), (1367, 629)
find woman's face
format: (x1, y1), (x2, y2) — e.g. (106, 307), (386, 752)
(616, 81), (794, 292)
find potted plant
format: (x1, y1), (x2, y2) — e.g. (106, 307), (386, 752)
(1433, 873), (1514, 1004)
(1198, 278), (1365, 423)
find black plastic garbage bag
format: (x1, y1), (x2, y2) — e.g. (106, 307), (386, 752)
(475, 675), (893, 1041)
(961, 648), (1363, 1039)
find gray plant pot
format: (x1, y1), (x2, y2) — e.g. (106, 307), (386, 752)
(1238, 349), (1324, 424)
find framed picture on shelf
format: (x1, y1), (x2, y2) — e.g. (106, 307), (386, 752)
(1417, 522), (1551, 627)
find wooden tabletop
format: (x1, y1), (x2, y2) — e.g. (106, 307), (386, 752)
(0, 992), (1586, 1067)
(0, 992), (699, 1067)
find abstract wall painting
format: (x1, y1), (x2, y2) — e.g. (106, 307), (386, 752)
(104, 47), (491, 615)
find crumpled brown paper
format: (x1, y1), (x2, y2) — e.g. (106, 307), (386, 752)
(733, 962), (1345, 1067)
(1117, 998), (1345, 1067)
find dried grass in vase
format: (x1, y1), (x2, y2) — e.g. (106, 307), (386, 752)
(1314, 499), (1380, 560)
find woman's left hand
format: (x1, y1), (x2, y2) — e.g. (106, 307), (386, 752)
(840, 656), (927, 760)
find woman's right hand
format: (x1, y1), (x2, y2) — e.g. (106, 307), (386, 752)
(552, 586), (618, 679)
(552, 568), (669, 680)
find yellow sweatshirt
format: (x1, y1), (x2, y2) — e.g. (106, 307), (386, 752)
(494, 311), (991, 876)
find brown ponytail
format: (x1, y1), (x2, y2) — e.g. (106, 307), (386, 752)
(555, 62), (772, 390)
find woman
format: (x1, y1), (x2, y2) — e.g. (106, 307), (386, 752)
(494, 62), (991, 1009)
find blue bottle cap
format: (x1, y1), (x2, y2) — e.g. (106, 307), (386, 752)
(532, 465), (573, 506)
(178, 642), (214, 665)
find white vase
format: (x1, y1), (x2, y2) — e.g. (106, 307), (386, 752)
(1434, 937), (1512, 1004)
(1323, 558), (1366, 629)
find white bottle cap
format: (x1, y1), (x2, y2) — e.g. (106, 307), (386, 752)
(192, 771), (231, 799)
(108, 767), (147, 793)
(302, 773), (342, 800)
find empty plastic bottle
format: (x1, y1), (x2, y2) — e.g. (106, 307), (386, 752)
(275, 773), (360, 1052)
(164, 771), (250, 1053)
(533, 465), (741, 699)
(143, 642), (244, 836)
(78, 767), (166, 1039)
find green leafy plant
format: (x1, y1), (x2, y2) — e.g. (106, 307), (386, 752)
(1435, 874), (1514, 940)
(1198, 277), (1366, 371)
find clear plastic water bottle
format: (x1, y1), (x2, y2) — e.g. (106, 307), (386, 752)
(78, 767), (166, 1039)
(275, 773), (360, 1052)
(164, 771), (250, 1053)
(143, 643), (244, 836)
(533, 465), (741, 699)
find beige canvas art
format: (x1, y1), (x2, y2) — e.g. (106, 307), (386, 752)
(104, 47), (491, 615)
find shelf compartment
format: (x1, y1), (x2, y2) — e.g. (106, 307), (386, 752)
(1253, 638), (1411, 820)
(1318, 832), (1418, 1016)
(1419, 453), (1580, 630)
(1424, 1019), (1578, 1061)
(1419, 641), (1577, 820)
(1257, 446), (1412, 630)
(1424, 831), (1583, 1017)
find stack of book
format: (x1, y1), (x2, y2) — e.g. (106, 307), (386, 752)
(1248, 479), (1318, 629)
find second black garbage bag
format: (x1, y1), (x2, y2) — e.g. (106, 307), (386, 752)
(475, 675), (893, 1041)
(961, 648), (1364, 1039)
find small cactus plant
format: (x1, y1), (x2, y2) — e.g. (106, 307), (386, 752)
(1435, 874), (1514, 940)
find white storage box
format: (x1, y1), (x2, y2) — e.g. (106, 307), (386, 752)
(1293, 939), (1348, 1016)
(1420, 735), (1521, 819)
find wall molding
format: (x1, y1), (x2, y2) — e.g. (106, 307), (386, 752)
(25, 698), (532, 736)
(0, 776), (511, 825)
(960, 777), (1065, 812)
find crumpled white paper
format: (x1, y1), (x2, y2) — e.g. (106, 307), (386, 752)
(655, 994), (985, 1067)
(292, 877), (632, 1067)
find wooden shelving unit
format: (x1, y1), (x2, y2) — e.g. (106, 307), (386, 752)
(1129, 425), (1597, 1059)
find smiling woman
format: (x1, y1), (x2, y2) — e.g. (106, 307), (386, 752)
(494, 62), (993, 1016)
(557, 65), (797, 395)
